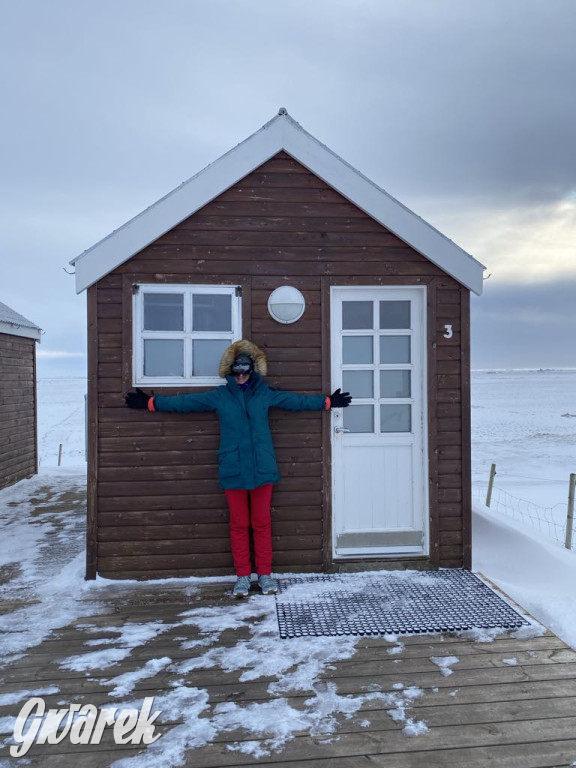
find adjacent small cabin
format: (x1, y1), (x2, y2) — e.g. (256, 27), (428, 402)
(72, 110), (485, 580)
(0, 301), (41, 490)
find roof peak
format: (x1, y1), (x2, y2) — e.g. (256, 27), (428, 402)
(71, 113), (485, 295)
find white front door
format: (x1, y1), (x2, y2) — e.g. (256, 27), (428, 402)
(331, 286), (428, 557)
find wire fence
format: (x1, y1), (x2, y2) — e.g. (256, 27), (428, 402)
(472, 483), (570, 548)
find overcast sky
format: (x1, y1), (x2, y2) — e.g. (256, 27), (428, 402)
(2, 0), (575, 376)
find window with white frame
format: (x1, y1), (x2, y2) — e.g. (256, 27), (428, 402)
(133, 284), (242, 386)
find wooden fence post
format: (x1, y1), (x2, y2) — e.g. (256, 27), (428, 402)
(58, 443), (63, 467)
(486, 463), (496, 508)
(565, 473), (576, 550)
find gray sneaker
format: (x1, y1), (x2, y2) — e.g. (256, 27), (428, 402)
(232, 576), (252, 598)
(257, 574), (278, 595)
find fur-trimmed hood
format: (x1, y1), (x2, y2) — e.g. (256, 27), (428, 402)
(219, 339), (267, 379)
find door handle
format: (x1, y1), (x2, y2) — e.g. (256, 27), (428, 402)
(334, 427), (351, 433)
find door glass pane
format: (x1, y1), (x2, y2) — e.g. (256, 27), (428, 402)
(380, 335), (411, 364)
(193, 339), (230, 376)
(379, 301), (410, 329)
(342, 301), (373, 330)
(144, 293), (183, 331)
(144, 339), (183, 376)
(343, 405), (374, 433)
(380, 370), (411, 398)
(343, 370), (373, 399)
(343, 336), (373, 364)
(380, 404), (411, 432)
(193, 294), (232, 331)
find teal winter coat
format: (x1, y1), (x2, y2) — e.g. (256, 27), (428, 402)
(152, 373), (327, 490)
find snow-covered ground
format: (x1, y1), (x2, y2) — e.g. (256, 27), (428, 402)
(471, 369), (576, 649)
(37, 377), (87, 468)
(472, 368), (576, 513)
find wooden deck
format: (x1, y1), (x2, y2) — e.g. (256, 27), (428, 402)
(2, 580), (576, 767)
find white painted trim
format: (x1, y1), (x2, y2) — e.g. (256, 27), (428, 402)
(334, 546), (425, 557)
(0, 322), (41, 342)
(132, 283), (241, 387)
(72, 112), (485, 295)
(330, 285), (429, 560)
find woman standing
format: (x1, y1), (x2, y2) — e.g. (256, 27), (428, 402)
(125, 339), (351, 598)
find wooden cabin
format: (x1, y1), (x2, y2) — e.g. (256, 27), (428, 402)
(0, 301), (41, 490)
(72, 110), (484, 580)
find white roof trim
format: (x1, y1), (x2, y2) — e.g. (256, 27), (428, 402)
(72, 111), (485, 295)
(0, 321), (41, 342)
(0, 301), (42, 342)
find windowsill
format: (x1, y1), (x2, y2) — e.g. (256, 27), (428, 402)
(133, 377), (227, 388)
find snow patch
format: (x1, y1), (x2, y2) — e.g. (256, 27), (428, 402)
(430, 656), (460, 676)
(58, 623), (175, 671)
(0, 686), (60, 706)
(105, 657), (173, 697)
(387, 642), (405, 655)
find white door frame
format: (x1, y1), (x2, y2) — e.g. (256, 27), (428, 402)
(330, 285), (429, 559)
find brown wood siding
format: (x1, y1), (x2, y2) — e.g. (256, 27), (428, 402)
(92, 152), (470, 578)
(0, 333), (37, 490)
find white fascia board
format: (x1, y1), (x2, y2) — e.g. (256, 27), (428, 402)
(0, 322), (41, 342)
(72, 112), (485, 295)
(281, 120), (485, 295)
(72, 118), (286, 294)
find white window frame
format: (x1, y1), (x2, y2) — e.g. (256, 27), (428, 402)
(132, 284), (242, 387)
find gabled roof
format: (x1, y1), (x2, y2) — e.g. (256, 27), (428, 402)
(72, 110), (485, 295)
(0, 301), (42, 342)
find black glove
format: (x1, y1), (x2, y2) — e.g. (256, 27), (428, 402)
(125, 388), (152, 409)
(330, 388), (352, 408)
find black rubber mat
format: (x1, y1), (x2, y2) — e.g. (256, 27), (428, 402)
(275, 570), (529, 638)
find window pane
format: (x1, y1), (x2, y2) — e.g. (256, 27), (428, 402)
(144, 340), (183, 376)
(343, 370), (373, 399)
(380, 370), (411, 398)
(342, 301), (373, 330)
(144, 294), (183, 331)
(193, 294), (232, 331)
(343, 405), (374, 433)
(381, 404), (411, 432)
(193, 339), (230, 376)
(379, 301), (410, 329)
(343, 336), (373, 364)
(380, 335), (411, 363)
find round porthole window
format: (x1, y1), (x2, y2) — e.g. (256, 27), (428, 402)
(267, 286), (306, 324)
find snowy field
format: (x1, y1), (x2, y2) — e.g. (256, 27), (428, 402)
(472, 368), (576, 513)
(471, 369), (576, 650)
(37, 377), (87, 468)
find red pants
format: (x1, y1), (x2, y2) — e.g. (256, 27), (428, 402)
(224, 484), (274, 577)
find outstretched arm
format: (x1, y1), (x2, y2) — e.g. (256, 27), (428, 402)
(125, 387), (219, 413)
(268, 388), (351, 412)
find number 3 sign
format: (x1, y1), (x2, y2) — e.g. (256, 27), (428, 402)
(443, 324), (453, 339)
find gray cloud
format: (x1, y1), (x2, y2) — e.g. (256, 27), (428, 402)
(1, 0), (574, 373)
(3, 0), (574, 207)
(472, 279), (576, 369)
